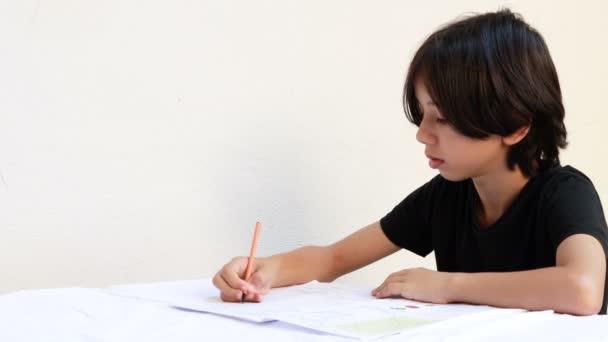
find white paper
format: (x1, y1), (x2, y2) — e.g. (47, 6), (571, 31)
(5, 279), (603, 342)
(171, 281), (518, 340)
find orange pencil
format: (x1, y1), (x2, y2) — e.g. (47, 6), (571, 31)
(242, 221), (261, 303)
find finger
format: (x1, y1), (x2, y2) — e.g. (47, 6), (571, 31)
(220, 272), (250, 300)
(376, 277), (408, 298)
(248, 292), (264, 303)
(373, 275), (397, 296)
(213, 271), (235, 292)
(239, 282), (259, 298)
(375, 285), (390, 298)
(248, 273), (271, 295)
(242, 289), (266, 303)
(373, 268), (414, 297)
(372, 280), (388, 297)
(374, 285), (390, 298)
(215, 271), (250, 302)
(373, 270), (407, 293)
(222, 258), (250, 289)
(372, 284), (383, 296)
(220, 288), (244, 302)
(212, 272), (224, 289)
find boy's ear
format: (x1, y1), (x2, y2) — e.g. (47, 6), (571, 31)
(503, 125), (530, 146)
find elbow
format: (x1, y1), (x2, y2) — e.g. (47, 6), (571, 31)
(561, 272), (603, 316)
(574, 290), (603, 316)
(567, 297), (602, 316)
(568, 296), (602, 316)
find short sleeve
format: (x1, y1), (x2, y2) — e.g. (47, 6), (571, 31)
(379, 176), (440, 257)
(544, 176), (608, 256)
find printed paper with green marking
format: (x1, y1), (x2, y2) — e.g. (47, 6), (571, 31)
(173, 281), (523, 340)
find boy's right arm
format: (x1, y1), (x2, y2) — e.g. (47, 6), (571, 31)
(212, 221), (400, 302)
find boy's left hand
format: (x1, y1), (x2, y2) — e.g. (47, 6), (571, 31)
(372, 267), (452, 304)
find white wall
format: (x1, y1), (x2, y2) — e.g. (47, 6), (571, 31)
(1, 0), (606, 292)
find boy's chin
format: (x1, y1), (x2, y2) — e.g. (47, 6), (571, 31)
(437, 170), (469, 182)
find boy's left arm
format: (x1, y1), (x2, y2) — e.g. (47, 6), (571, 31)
(372, 233), (606, 315)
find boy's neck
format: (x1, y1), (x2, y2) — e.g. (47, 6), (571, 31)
(472, 166), (530, 229)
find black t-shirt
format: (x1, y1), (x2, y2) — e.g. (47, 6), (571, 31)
(380, 165), (608, 314)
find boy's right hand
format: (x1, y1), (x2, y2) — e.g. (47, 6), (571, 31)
(212, 256), (277, 302)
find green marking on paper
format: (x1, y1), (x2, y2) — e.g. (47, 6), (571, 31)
(335, 316), (436, 335)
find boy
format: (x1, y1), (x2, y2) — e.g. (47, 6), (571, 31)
(213, 9), (608, 315)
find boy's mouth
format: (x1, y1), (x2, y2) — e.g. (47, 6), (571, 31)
(427, 156), (444, 169)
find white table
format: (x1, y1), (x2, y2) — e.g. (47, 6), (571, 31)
(1, 279), (606, 342)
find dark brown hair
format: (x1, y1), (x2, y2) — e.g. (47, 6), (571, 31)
(404, 9), (567, 177)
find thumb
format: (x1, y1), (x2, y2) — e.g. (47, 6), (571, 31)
(248, 270), (272, 295)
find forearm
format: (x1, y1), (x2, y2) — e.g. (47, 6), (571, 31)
(267, 245), (336, 288)
(448, 266), (603, 315)
(267, 222), (399, 289)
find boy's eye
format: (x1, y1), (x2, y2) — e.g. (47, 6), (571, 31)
(436, 117), (448, 124)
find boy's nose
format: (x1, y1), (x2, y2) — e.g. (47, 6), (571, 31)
(416, 124), (437, 145)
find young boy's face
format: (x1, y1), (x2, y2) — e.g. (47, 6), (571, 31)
(414, 79), (510, 182)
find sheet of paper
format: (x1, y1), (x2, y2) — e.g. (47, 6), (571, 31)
(3, 279), (606, 342)
(171, 281), (521, 340)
